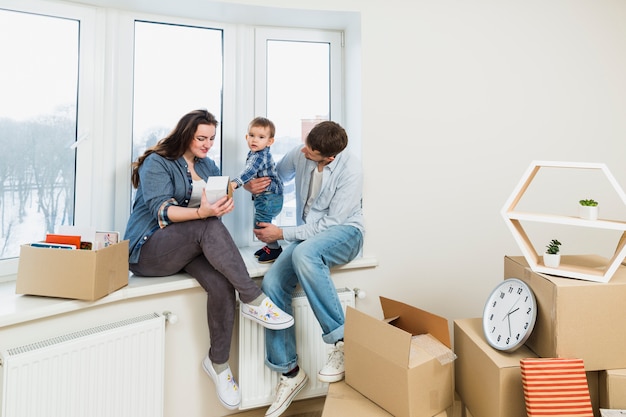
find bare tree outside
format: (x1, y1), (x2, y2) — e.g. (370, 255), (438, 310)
(0, 10), (78, 259)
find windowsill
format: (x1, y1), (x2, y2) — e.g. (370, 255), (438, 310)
(0, 247), (378, 329)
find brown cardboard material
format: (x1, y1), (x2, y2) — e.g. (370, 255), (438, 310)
(454, 318), (535, 417)
(322, 381), (463, 417)
(16, 240), (129, 301)
(600, 369), (626, 409)
(344, 297), (454, 417)
(322, 381), (393, 417)
(505, 255), (626, 371)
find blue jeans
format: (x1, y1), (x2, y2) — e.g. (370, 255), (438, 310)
(261, 225), (363, 373)
(253, 191), (283, 226)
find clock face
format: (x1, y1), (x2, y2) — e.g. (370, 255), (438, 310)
(482, 278), (537, 352)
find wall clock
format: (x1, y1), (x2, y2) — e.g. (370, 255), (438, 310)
(482, 278), (537, 352)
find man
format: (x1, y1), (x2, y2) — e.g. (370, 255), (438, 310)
(245, 121), (364, 417)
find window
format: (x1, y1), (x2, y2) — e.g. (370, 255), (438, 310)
(249, 28), (343, 236)
(132, 21), (224, 169)
(0, 4), (94, 276)
(0, 1), (353, 277)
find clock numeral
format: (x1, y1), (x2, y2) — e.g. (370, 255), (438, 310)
(490, 326), (496, 333)
(524, 322), (529, 330)
(524, 295), (529, 302)
(517, 287), (523, 295)
(526, 307), (532, 314)
(506, 337), (510, 344)
(515, 333), (521, 340)
(492, 301), (497, 308)
(499, 291), (505, 299)
(497, 335), (501, 342)
(489, 313), (494, 321)
(508, 286), (514, 294)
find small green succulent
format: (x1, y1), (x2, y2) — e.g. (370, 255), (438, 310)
(546, 239), (562, 255)
(579, 199), (598, 207)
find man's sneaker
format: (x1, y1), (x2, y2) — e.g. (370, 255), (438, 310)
(241, 296), (295, 330)
(254, 246), (269, 258)
(318, 341), (345, 383)
(265, 369), (308, 417)
(202, 355), (241, 410)
(258, 246), (282, 263)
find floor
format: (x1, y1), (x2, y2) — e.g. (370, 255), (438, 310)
(234, 397), (325, 417)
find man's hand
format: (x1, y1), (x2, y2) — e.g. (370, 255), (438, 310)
(254, 222), (283, 243)
(244, 177), (271, 195)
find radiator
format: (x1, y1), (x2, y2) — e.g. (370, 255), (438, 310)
(238, 287), (355, 410)
(0, 313), (165, 417)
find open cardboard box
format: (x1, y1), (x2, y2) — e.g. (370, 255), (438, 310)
(344, 297), (454, 417)
(16, 240), (129, 301)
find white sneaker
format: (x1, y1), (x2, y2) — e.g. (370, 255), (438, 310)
(202, 355), (241, 410)
(241, 296), (295, 330)
(265, 369), (308, 417)
(318, 341), (345, 383)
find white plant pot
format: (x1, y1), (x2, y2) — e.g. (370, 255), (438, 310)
(579, 205), (598, 221)
(543, 253), (561, 268)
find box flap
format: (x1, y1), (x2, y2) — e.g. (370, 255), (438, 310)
(345, 306), (411, 368)
(380, 296), (451, 348)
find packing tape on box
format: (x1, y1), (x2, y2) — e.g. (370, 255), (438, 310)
(411, 334), (457, 365)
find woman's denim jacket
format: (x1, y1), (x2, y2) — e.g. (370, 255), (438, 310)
(124, 153), (220, 264)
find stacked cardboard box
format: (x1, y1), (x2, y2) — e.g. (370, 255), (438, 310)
(455, 255), (620, 417)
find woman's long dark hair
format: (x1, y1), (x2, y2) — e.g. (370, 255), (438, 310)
(131, 109), (218, 188)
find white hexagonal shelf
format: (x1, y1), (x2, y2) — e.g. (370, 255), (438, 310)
(502, 161), (626, 283)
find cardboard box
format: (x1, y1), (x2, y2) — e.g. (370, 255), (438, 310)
(505, 255), (626, 371)
(16, 240), (129, 301)
(205, 176), (232, 204)
(454, 317), (535, 417)
(345, 297), (455, 417)
(600, 369), (626, 409)
(322, 381), (393, 417)
(322, 382), (462, 417)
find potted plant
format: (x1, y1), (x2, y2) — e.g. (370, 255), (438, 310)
(579, 199), (599, 221)
(544, 239), (562, 268)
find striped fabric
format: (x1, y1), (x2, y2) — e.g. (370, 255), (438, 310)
(520, 358), (593, 417)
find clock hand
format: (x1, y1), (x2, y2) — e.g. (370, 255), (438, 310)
(507, 314), (511, 337)
(507, 297), (521, 315)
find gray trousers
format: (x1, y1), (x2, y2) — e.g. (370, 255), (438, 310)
(129, 217), (262, 364)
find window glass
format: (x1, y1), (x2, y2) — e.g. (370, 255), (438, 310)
(132, 21), (223, 169)
(263, 37), (336, 228)
(0, 9), (78, 261)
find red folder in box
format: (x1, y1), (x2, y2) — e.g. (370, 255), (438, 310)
(520, 357), (593, 417)
(45, 234), (81, 248)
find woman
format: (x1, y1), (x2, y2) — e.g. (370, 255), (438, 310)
(124, 109), (293, 410)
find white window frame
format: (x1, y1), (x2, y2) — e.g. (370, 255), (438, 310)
(0, 0), (99, 278)
(228, 26), (344, 247)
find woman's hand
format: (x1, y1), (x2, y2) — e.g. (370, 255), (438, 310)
(197, 189), (234, 218)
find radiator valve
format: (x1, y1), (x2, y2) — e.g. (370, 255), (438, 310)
(163, 311), (179, 324)
(353, 288), (366, 299)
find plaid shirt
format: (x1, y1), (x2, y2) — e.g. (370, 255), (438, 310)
(232, 147), (283, 194)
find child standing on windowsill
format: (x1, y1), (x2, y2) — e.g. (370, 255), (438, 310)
(230, 117), (284, 263)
